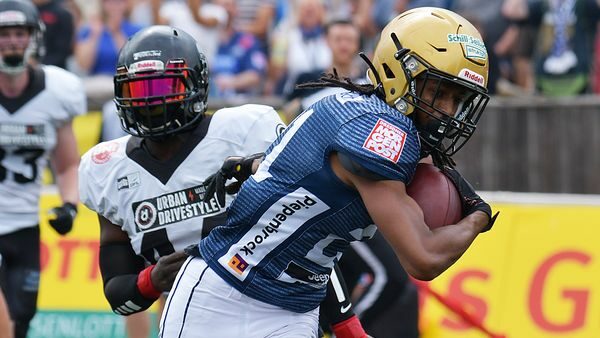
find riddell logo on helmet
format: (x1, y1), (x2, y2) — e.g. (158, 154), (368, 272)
(458, 69), (485, 86)
(0, 11), (26, 25)
(128, 60), (164, 73)
(362, 119), (407, 163)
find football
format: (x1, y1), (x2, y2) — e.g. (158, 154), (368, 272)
(406, 163), (462, 229)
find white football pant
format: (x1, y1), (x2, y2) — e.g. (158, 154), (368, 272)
(159, 257), (320, 338)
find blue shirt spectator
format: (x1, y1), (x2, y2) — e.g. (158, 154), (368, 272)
(76, 21), (141, 75)
(210, 0), (268, 98)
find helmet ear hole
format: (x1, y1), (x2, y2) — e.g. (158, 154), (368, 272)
(382, 63), (395, 79)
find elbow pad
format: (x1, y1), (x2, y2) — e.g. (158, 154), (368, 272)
(99, 242), (157, 315)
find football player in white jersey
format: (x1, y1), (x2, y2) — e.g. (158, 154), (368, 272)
(0, 1), (85, 338)
(161, 7), (498, 338)
(80, 25), (371, 338)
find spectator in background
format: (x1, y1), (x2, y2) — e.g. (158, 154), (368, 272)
(74, 0), (142, 76)
(234, 0), (276, 48)
(503, 0), (600, 96)
(134, 0), (228, 65)
(0, 2), (85, 337)
(452, 0), (511, 95)
(33, 0), (75, 69)
(268, 0), (332, 96)
(283, 19), (363, 120)
(210, 0), (268, 98)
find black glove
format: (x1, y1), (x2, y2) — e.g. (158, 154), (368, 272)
(48, 202), (77, 235)
(441, 166), (498, 232)
(202, 153), (265, 206)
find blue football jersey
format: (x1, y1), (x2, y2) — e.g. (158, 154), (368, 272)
(200, 91), (421, 312)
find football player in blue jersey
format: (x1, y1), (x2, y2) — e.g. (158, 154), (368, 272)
(160, 7), (498, 338)
(0, 2), (85, 338)
(80, 25), (369, 338)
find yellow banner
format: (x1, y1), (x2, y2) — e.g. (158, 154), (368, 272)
(420, 202), (600, 338)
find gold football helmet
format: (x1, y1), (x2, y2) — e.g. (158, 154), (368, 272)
(366, 7), (490, 156)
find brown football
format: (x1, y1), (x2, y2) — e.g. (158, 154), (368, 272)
(406, 163), (462, 229)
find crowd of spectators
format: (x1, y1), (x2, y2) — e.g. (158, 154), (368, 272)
(41, 0), (600, 118)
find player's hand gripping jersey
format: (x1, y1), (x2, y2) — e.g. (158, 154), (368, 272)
(0, 66), (85, 235)
(79, 105), (284, 263)
(200, 92), (421, 312)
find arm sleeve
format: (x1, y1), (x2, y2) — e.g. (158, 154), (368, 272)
(320, 264), (355, 326)
(99, 242), (157, 315)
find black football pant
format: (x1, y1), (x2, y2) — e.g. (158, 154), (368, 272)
(0, 226), (40, 338)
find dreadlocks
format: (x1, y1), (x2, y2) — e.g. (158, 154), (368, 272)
(296, 68), (385, 100)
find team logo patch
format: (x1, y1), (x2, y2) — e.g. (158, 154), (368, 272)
(362, 119), (407, 163)
(227, 254), (249, 275)
(92, 142), (119, 164)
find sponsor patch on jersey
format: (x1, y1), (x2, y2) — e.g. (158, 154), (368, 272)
(117, 172), (140, 190)
(132, 185), (222, 232)
(217, 188), (331, 282)
(0, 123), (46, 147)
(227, 254), (249, 275)
(92, 142), (119, 164)
(362, 119), (407, 163)
(458, 68), (485, 86)
(281, 261), (329, 287)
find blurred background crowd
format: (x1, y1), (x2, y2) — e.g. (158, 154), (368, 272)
(34, 0), (600, 120)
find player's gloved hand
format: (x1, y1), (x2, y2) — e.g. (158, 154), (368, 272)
(202, 153), (265, 206)
(151, 251), (188, 292)
(441, 166), (499, 232)
(48, 202), (77, 235)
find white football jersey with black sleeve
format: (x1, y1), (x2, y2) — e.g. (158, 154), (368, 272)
(0, 65), (86, 235)
(79, 104), (284, 264)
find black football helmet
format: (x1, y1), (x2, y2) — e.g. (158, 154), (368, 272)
(114, 26), (209, 139)
(0, 0), (45, 75)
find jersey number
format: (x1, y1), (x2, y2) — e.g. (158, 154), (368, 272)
(0, 148), (45, 183)
(140, 229), (175, 264)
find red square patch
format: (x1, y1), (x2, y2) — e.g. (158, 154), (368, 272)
(362, 119), (407, 163)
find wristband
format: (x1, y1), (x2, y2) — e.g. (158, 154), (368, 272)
(332, 315), (368, 338)
(136, 265), (161, 299)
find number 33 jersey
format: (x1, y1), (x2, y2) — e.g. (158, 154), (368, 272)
(0, 66), (85, 234)
(79, 105), (284, 264)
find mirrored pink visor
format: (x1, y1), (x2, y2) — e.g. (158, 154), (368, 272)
(122, 74), (187, 106)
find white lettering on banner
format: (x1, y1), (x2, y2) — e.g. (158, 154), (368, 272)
(218, 187), (330, 281)
(362, 119), (407, 163)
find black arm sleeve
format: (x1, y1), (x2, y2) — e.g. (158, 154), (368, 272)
(319, 264), (355, 328)
(99, 242), (157, 315)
